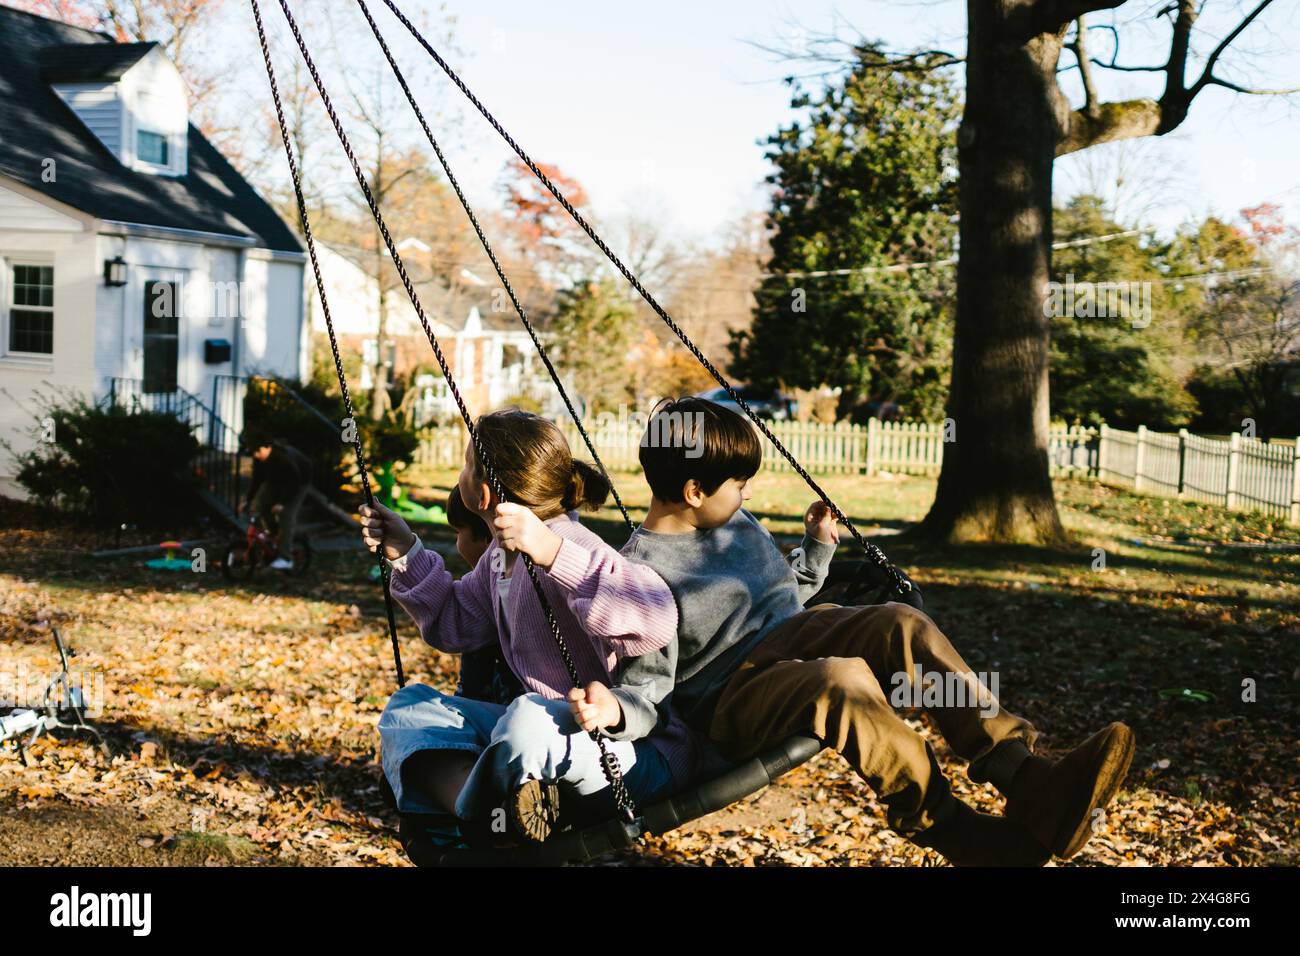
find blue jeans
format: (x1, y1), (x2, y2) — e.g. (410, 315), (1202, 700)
(377, 685), (674, 821)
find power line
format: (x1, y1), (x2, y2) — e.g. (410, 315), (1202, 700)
(310, 231), (1287, 302)
(760, 229), (1146, 280)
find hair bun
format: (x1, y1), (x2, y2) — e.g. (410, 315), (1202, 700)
(563, 460), (611, 512)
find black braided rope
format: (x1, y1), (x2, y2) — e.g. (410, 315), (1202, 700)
(353, 0), (632, 533)
(260, 0), (637, 821)
(251, 0), (405, 688)
(380, 0), (910, 596)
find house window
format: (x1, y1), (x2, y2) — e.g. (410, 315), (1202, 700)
(8, 263), (54, 354)
(137, 130), (170, 167)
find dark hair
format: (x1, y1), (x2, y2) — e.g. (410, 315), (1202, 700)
(445, 487), (491, 541)
(241, 429), (273, 452)
(638, 397), (762, 502)
(471, 408), (610, 520)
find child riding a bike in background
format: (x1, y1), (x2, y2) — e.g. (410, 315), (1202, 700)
(241, 430), (312, 571)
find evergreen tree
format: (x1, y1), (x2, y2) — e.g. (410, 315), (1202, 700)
(730, 46), (960, 421)
(549, 276), (638, 415)
(1048, 196), (1197, 428)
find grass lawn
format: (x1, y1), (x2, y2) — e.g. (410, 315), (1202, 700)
(0, 468), (1296, 866)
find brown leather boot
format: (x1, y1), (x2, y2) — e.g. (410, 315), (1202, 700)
(910, 797), (1051, 867)
(1004, 722), (1136, 859)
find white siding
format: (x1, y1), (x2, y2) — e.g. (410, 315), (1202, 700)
(267, 258), (306, 382)
(0, 198), (97, 496)
(310, 244), (425, 337)
(52, 83), (123, 156)
(0, 179), (84, 233)
(310, 245), (377, 337)
(242, 255), (306, 381)
(240, 255), (269, 374)
(196, 246), (239, 405)
(93, 233), (127, 387)
(119, 50), (188, 176)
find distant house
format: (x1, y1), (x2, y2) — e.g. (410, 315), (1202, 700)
(311, 240), (557, 424)
(0, 7), (306, 495)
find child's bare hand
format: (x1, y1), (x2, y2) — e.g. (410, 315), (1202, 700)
(359, 501), (416, 561)
(804, 500), (840, 544)
(568, 682), (623, 733)
(493, 503), (563, 568)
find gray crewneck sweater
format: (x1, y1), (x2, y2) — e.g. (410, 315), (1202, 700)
(609, 508), (836, 740)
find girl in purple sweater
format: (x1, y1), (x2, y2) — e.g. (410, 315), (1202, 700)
(361, 410), (692, 840)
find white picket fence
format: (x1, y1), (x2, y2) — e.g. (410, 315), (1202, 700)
(415, 419), (1099, 472)
(415, 417), (1300, 523)
(1099, 425), (1299, 523)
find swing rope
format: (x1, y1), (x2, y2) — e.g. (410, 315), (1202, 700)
(252, 0), (405, 689)
(378, 0), (911, 596)
(352, 0), (633, 533)
(254, 0), (637, 822)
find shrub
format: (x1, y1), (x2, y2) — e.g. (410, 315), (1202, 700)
(362, 415), (420, 466)
(241, 378), (423, 501)
(241, 377), (349, 500)
(12, 398), (200, 529)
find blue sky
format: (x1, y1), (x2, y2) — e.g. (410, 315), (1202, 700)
(260, 0), (1300, 245)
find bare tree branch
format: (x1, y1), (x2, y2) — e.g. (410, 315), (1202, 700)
(1161, 0), (1197, 120)
(1070, 21), (1165, 72)
(1066, 17), (1100, 117)
(1205, 76), (1300, 95)
(1086, 59), (1166, 72)
(1057, 0), (1293, 155)
(1191, 0), (1277, 96)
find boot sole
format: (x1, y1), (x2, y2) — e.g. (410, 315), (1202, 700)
(511, 778), (561, 844)
(1056, 722), (1136, 859)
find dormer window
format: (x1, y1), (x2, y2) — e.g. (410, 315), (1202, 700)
(43, 41), (188, 178)
(137, 130), (170, 167)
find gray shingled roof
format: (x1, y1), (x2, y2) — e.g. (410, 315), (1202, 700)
(0, 7), (302, 253)
(39, 40), (157, 82)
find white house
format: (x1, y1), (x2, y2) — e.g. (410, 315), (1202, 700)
(311, 240), (559, 423)
(0, 7), (307, 496)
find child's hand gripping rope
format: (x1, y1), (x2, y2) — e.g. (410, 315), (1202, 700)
(492, 502), (564, 568)
(360, 501), (417, 561)
(568, 681), (624, 733)
(804, 500), (841, 545)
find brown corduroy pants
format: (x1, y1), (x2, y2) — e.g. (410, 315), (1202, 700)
(709, 603), (1040, 835)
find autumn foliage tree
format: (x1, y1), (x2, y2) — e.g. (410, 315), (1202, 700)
(500, 158), (589, 246)
(1180, 205), (1300, 438)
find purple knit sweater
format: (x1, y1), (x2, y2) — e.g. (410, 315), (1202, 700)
(388, 514), (698, 786)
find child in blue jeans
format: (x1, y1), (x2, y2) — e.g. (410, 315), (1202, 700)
(364, 410), (694, 841)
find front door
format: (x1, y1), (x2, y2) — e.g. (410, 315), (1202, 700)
(143, 278), (179, 394)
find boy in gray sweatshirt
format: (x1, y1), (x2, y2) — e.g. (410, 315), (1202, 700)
(568, 397), (1135, 867)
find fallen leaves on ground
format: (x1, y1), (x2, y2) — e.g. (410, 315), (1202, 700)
(1, 478), (1296, 867)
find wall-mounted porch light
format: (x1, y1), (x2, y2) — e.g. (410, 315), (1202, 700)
(103, 256), (128, 287)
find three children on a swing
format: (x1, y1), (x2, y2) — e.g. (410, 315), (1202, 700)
(360, 398), (1135, 866)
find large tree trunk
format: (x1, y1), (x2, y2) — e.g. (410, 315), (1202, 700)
(920, 5), (1066, 544)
